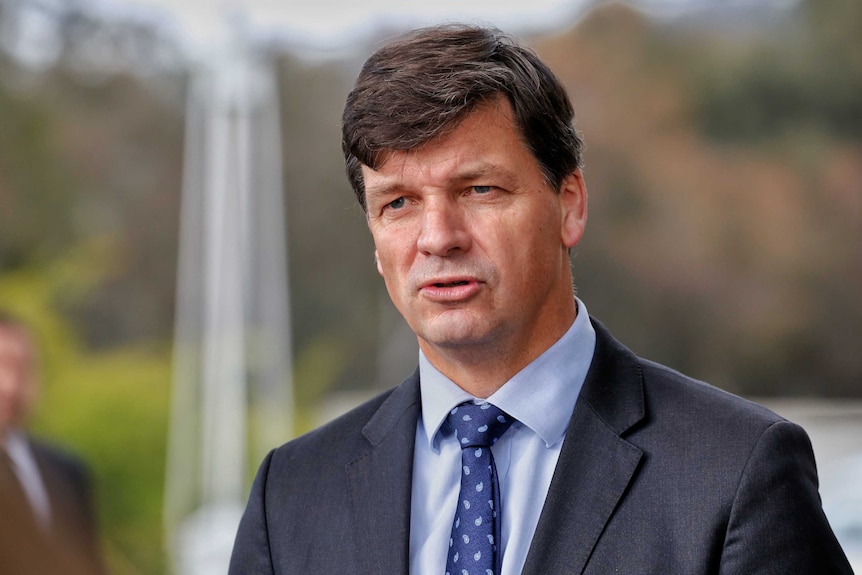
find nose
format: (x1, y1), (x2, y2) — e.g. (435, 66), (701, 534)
(416, 199), (471, 257)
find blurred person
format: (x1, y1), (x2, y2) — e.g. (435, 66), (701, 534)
(229, 25), (852, 574)
(0, 312), (105, 574)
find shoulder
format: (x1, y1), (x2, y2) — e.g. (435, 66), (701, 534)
(28, 437), (91, 482)
(579, 320), (852, 571)
(588, 317), (785, 434)
(586, 317), (798, 464)
(617, 355), (820, 508)
(639, 358), (784, 430)
(265, 371), (420, 479)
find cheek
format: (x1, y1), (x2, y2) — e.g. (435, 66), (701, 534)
(373, 246), (409, 299)
(373, 226), (416, 270)
(373, 245), (397, 278)
(500, 222), (563, 284)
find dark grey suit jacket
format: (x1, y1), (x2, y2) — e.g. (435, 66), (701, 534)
(31, 440), (102, 567)
(229, 319), (852, 574)
(0, 439), (104, 575)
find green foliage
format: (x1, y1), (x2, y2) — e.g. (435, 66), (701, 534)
(44, 348), (170, 575)
(0, 88), (78, 269)
(0, 268), (171, 575)
(695, 0), (862, 143)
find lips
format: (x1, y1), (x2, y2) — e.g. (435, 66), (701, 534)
(421, 276), (476, 289)
(419, 277), (481, 302)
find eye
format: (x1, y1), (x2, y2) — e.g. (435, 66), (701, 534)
(387, 197), (406, 210)
(472, 185), (494, 195)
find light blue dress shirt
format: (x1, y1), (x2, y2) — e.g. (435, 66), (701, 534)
(409, 298), (597, 575)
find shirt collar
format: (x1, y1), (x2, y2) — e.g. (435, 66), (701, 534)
(419, 297), (596, 451)
(3, 429), (29, 460)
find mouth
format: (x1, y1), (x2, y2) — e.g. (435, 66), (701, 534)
(419, 277), (481, 302)
(431, 280), (471, 288)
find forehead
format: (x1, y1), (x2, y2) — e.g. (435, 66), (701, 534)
(363, 98), (538, 193)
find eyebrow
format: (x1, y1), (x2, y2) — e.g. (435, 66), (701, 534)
(365, 161), (515, 199)
(364, 180), (401, 200)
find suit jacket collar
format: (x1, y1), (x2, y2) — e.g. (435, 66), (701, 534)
(523, 318), (645, 574)
(578, 319), (645, 436)
(346, 368), (421, 575)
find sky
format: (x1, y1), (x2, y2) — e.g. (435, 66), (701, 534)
(96, 0), (591, 53)
(93, 0), (803, 58)
(2, 0), (799, 70)
(3, 0), (603, 74)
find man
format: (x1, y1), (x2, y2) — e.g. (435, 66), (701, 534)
(0, 313), (104, 575)
(230, 25), (852, 574)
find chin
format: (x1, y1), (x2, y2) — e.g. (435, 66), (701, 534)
(419, 324), (501, 353)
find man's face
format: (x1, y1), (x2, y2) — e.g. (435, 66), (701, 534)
(0, 327), (37, 433)
(363, 97), (587, 372)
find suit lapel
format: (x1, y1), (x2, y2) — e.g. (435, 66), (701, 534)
(30, 440), (73, 532)
(32, 444), (65, 515)
(523, 319), (645, 575)
(345, 371), (421, 575)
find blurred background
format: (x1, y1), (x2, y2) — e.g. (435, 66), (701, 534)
(0, 0), (860, 572)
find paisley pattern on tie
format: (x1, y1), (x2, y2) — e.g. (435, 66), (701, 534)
(445, 402), (514, 575)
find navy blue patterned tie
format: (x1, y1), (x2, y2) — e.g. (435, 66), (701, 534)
(445, 402), (514, 575)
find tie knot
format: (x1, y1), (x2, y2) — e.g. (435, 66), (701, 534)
(447, 402), (514, 449)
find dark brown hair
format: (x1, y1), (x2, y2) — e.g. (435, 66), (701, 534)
(342, 24), (584, 211)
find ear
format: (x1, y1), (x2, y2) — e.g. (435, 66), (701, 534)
(560, 169), (588, 249)
(374, 249), (383, 276)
